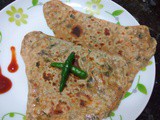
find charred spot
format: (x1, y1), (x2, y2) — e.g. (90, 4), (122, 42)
(53, 110), (63, 114)
(126, 73), (129, 76)
(89, 57), (94, 61)
(125, 27), (129, 29)
(52, 82), (56, 86)
(100, 43), (104, 46)
(94, 44), (98, 47)
(75, 55), (80, 59)
(97, 31), (100, 34)
(36, 97), (40, 102)
(80, 100), (87, 107)
(88, 25), (91, 27)
(70, 14), (75, 19)
(104, 28), (110, 36)
(71, 25), (82, 37)
(91, 18), (94, 21)
(43, 72), (53, 81)
(52, 101), (68, 114)
(73, 55), (80, 68)
(36, 61), (40, 68)
(76, 43), (81, 46)
(118, 50), (123, 56)
(73, 40), (80, 44)
(138, 33), (143, 39)
(79, 84), (85, 88)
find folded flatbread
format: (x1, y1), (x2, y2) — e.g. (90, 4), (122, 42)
(21, 31), (131, 120)
(43, 0), (157, 89)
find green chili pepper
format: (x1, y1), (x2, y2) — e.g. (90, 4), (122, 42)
(59, 52), (75, 92)
(51, 62), (88, 79)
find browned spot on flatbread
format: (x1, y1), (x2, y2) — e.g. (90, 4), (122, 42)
(118, 50), (123, 56)
(71, 25), (82, 37)
(73, 55), (80, 67)
(100, 43), (104, 46)
(97, 31), (101, 34)
(80, 99), (87, 107)
(94, 44), (98, 47)
(36, 61), (40, 68)
(79, 84), (85, 88)
(52, 82), (56, 86)
(51, 101), (68, 115)
(43, 72), (53, 81)
(89, 57), (94, 61)
(53, 109), (63, 114)
(104, 28), (110, 36)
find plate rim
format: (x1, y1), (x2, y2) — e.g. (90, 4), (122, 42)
(0, 0), (156, 120)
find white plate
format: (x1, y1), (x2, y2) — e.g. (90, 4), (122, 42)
(0, 0), (155, 120)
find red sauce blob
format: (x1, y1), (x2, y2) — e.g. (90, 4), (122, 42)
(0, 67), (12, 94)
(8, 46), (19, 73)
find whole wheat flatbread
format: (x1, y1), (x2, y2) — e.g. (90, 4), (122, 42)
(21, 31), (130, 120)
(43, 0), (157, 89)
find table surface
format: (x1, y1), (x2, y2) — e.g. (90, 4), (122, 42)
(0, 0), (159, 120)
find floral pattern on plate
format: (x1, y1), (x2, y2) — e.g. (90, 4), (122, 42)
(6, 6), (28, 26)
(86, 0), (104, 15)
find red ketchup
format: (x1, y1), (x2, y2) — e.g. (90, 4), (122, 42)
(8, 46), (19, 73)
(0, 67), (12, 94)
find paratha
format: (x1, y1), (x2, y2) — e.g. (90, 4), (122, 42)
(21, 31), (130, 120)
(43, 0), (157, 89)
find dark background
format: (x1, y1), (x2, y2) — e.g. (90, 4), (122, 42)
(0, 0), (159, 120)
